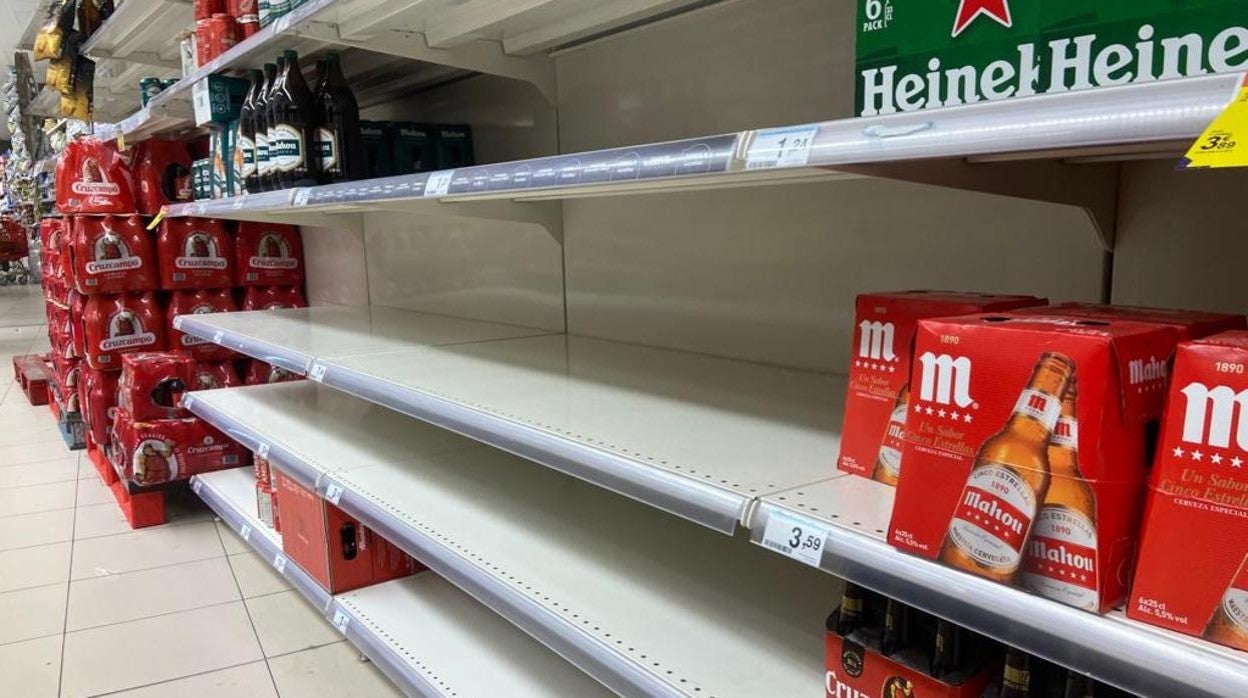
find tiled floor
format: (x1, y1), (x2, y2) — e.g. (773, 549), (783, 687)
(0, 285), (403, 697)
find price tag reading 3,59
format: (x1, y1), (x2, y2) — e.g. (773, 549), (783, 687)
(745, 125), (819, 170)
(760, 510), (831, 568)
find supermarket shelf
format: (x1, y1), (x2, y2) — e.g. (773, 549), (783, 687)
(17, 1), (49, 51)
(81, 0), (190, 69)
(177, 307), (844, 534)
(186, 382), (840, 698)
(114, 97), (198, 142)
(193, 467), (610, 698)
(746, 478), (1248, 698)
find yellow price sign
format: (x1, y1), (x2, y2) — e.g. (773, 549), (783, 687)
(1182, 73), (1248, 169)
(146, 207), (167, 230)
(116, 132), (126, 152)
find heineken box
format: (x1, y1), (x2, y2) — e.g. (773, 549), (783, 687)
(435, 124), (474, 170)
(360, 121), (394, 178)
(389, 122), (437, 175)
(856, 0), (1248, 116)
(192, 74), (249, 126)
(210, 125), (237, 198)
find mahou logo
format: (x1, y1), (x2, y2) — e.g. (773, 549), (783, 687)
(85, 231), (141, 274)
(251, 233), (297, 269)
(917, 352), (973, 408)
(176, 233), (227, 269)
(1181, 382), (1248, 451)
(1129, 356), (1168, 385)
(857, 320), (896, 361)
(101, 310), (156, 351)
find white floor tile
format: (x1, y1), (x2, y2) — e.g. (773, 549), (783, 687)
(246, 590), (340, 658)
(67, 557), (240, 632)
(0, 508), (75, 551)
(0, 458), (80, 489)
(268, 641), (404, 698)
(60, 601), (263, 698)
(0, 423), (61, 448)
(0, 480), (76, 517)
(73, 502), (138, 540)
(0, 441), (75, 467)
(0, 542), (71, 592)
(0, 634), (61, 698)
(0, 583), (67, 645)
(216, 521), (251, 555)
(227, 552), (292, 599)
(76, 477), (114, 506)
(70, 522), (225, 580)
(105, 661), (277, 698)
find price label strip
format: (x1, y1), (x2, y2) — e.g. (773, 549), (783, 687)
(423, 170), (455, 197)
(760, 510), (831, 568)
(332, 607), (351, 634)
(745, 125), (819, 170)
(1182, 73), (1248, 169)
(324, 482), (344, 505)
(240, 524), (252, 542)
(256, 442), (270, 458)
(308, 362), (327, 382)
(273, 554), (287, 574)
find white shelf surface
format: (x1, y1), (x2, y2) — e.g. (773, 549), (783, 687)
(186, 382), (840, 698)
(177, 307), (844, 533)
(81, 0), (190, 69)
(748, 478), (1248, 698)
(193, 467), (612, 698)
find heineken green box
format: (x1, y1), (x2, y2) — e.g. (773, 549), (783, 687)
(389, 122), (437, 175)
(856, 0), (1248, 116)
(434, 124), (475, 170)
(360, 121), (395, 179)
(191, 74), (249, 126)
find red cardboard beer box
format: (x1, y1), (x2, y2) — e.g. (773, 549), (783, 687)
(193, 360), (240, 391)
(167, 288), (237, 362)
(83, 293), (167, 370)
(234, 222), (304, 287)
(118, 352), (196, 421)
(839, 291), (1047, 485)
(1016, 302), (1246, 341)
(1129, 331), (1248, 650)
(109, 410), (247, 486)
(245, 359), (302, 385)
(71, 215), (157, 295)
(157, 217), (234, 290)
(241, 285), (306, 311)
(275, 471), (418, 594)
(888, 313), (1182, 613)
(80, 367), (120, 448)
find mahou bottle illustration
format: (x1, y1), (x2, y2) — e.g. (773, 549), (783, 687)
(1205, 554), (1248, 650)
(939, 352), (1073, 583)
(873, 383), (909, 485)
(1023, 378), (1100, 609)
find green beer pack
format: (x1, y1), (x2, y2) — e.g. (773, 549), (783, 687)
(856, 0), (1248, 116)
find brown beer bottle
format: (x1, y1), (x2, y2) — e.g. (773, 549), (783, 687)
(1023, 379), (1100, 610)
(1062, 669), (1094, 698)
(1203, 554), (1248, 650)
(928, 618), (960, 679)
(836, 582), (866, 637)
(939, 353), (1073, 584)
(999, 648), (1032, 698)
(873, 383), (909, 486)
(879, 597), (908, 656)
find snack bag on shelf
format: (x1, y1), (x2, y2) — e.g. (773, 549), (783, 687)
(71, 215), (157, 294)
(245, 359), (302, 385)
(241, 285), (306, 311)
(193, 360), (240, 390)
(234, 221), (303, 287)
(888, 312), (1182, 614)
(33, 0), (74, 60)
(56, 137), (136, 214)
(157, 217), (233, 290)
(1129, 331), (1248, 650)
(838, 291), (1047, 485)
(109, 411), (248, 487)
(83, 292), (167, 370)
(80, 367), (120, 449)
(167, 288), (238, 361)
(134, 138), (194, 215)
(118, 352), (197, 422)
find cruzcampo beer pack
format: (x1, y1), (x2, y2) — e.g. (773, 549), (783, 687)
(856, 0), (1248, 116)
(838, 291), (1046, 486)
(1129, 331), (1248, 651)
(888, 312), (1182, 613)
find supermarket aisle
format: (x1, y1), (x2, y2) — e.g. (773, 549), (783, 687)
(0, 287), (403, 697)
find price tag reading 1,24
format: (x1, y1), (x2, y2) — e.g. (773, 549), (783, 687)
(760, 510), (831, 568)
(745, 125), (819, 170)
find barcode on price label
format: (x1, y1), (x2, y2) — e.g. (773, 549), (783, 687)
(308, 363), (327, 382)
(273, 555), (287, 573)
(292, 188), (311, 206)
(760, 510), (830, 568)
(745, 125), (819, 170)
(240, 524), (252, 541)
(332, 607), (351, 634)
(423, 170), (455, 197)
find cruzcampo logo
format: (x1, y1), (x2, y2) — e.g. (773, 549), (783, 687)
(856, 0), (1248, 116)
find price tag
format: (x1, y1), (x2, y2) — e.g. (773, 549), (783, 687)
(256, 442), (270, 458)
(273, 554), (287, 573)
(325, 482), (344, 505)
(745, 125), (819, 170)
(239, 524), (252, 541)
(292, 188), (312, 206)
(191, 478), (203, 494)
(760, 510), (830, 568)
(423, 170), (455, 197)
(1182, 73), (1248, 169)
(332, 607), (351, 634)
(116, 132), (126, 152)
(232, 195), (247, 210)
(308, 362), (327, 382)
(146, 207), (168, 231)
(211, 330), (224, 344)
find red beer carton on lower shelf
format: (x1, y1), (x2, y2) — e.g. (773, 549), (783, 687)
(83, 293), (167, 371)
(241, 285), (306, 311)
(118, 352), (196, 422)
(888, 313), (1181, 613)
(235, 221), (304, 287)
(825, 616), (995, 698)
(193, 361), (240, 390)
(109, 411), (248, 486)
(245, 359), (302, 385)
(1129, 331), (1248, 650)
(839, 291), (1047, 485)
(275, 471), (419, 594)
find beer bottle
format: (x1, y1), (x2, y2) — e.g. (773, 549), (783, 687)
(928, 618), (960, 679)
(1000, 648), (1032, 698)
(1061, 669), (1093, 698)
(873, 383), (909, 486)
(256, 61), (279, 191)
(879, 597), (908, 656)
(836, 582), (866, 637)
(939, 353), (1073, 584)
(270, 50), (318, 189)
(1203, 554), (1248, 651)
(1023, 379), (1100, 610)
(313, 51), (363, 184)
(239, 69), (262, 193)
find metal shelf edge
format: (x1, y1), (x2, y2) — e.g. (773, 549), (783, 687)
(176, 316), (313, 376)
(184, 395), (321, 491)
(329, 598), (451, 698)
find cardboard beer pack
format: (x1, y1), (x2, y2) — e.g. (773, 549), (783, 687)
(1129, 331), (1248, 650)
(118, 352), (196, 422)
(109, 410), (247, 487)
(838, 291), (1046, 485)
(888, 312), (1182, 613)
(156, 217), (234, 290)
(167, 289), (237, 362)
(1016, 302), (1246, 341)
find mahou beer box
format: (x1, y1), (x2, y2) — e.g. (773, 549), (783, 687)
(888, 313), (1182, 613)
(1016, 302), (1246, 341)
(1129, 331), (1248, 651)
(838, 291), (1046, 485)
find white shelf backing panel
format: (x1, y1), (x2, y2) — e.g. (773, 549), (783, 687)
(319, 333), (843, 533)
(81, 0), (191, 69)
(335, 575), (615, 698)
(747, 478), (1248, 698)
(185, 382), (840, 698)
(114, 98), (198, 142)
(174, 306), (557, 376)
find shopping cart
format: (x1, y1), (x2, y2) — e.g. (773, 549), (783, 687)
(0, 217), (31, 286)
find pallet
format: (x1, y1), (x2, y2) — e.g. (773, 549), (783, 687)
(12, 355), (48, 405)
(94, 444), (167, 529)
(45, 372), (86, 450)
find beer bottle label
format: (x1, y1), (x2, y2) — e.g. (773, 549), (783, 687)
(238, 134), (256, 177)
(1012, 389), (1061, 430)
(1051, 416), (1077, 449)
(1022, 506), (1099, 610)
(270, 0), (291, 15)
(947, 464), (1036, 569)
(258, 0), (270, 26)
(255, 132), (269, 175)
(1216, 561), (1248, 635)
(876, 403), (907, 479)
(315, 127), (339, 172)
(273, 123), (304, 172)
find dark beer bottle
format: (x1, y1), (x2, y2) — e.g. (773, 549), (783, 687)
(240, 69), (263, 193)
(269, 49), (318, 189)
(879, 597), (908, 656)
(258, 59), (281, 191)
(1062, 670), (1093, 698)
(313, 51), (363, 184)
(929, 618), (961, 679)
(1000, 648), (1033, 698)
(836, 583), (866, 637)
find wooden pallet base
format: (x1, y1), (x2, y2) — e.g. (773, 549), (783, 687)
(12, 355), (48, 405)
(91, 442), (168, 529)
